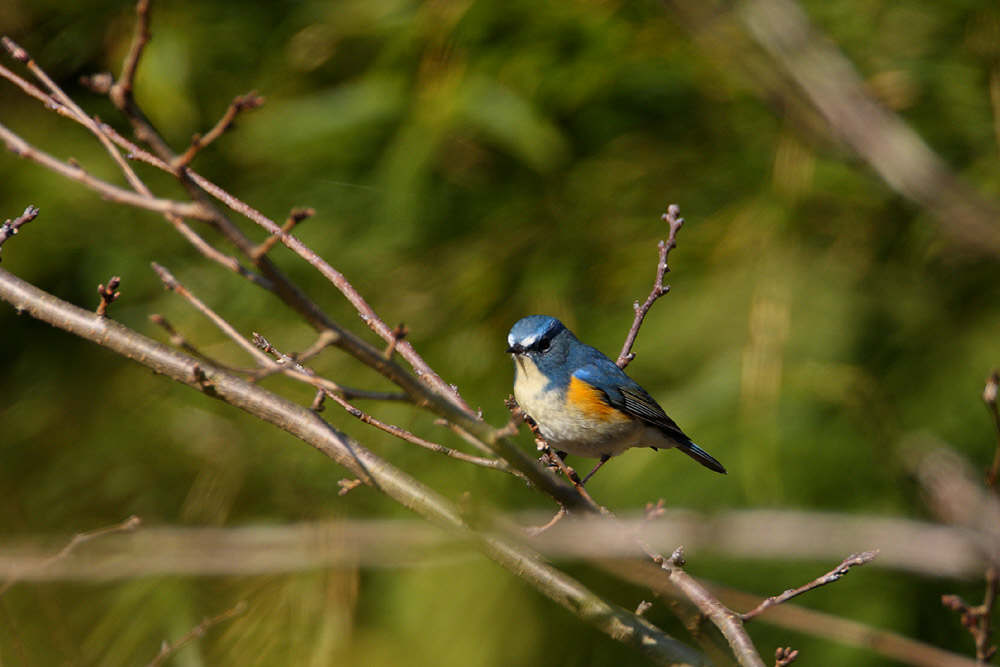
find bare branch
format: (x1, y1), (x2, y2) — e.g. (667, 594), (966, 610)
(114, 0), (151, 100)
(984, 371), (1000, 490)
(172, 92), (264, 169)
(0, 122), (210, 220)
(617, 205), (685, 368)
(735, 0), (1000, 254)
(741, 551), (879, 621)
(251, 207), (314, 260)
(152, 262), (274, 367)
(0, 268), (706, 666)
(96, 276), (121, 317)
(774, 647), (799, 666)
(942, 566), (998, 664)
(253, 333), (514, 474)
(0, 205), (39, 260)
(0, 515), (140, 596)
(2, 36), (151, 196)
(147, 600), (246, 667)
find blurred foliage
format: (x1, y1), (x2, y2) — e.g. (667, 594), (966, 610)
(1, 0), (1000, 664)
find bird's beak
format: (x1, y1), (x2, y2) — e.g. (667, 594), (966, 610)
(507, 344), (522, 354)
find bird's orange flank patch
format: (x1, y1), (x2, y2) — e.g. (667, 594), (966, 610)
(567, 376), (629, 422)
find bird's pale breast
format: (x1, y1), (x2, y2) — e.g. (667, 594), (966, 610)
(513, 356), (642, 458)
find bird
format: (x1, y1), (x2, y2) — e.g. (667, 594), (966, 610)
(507, 315), (726, 483)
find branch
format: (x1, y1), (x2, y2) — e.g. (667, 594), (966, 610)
(0, 515), (140, 596)
(172, 92), (264, 169)
(942, 567), (998, 664)
(0, 266), (707, 667)
(146, 600), (246, 667)
(741, 551), (879, 621)
(252, 333), (516, 475)
(96, 275), (121, 316)
(0, 121), (211, 221)
(984, 371), (1000, 490)
(617, 205), (685, 368)
(152, 262), (274, 367)
(0, 205), (38, 260)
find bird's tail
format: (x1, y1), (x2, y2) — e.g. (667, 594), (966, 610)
(678, 442), (727, 474)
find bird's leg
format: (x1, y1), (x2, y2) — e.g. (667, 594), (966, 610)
(580, 454), (611, 485)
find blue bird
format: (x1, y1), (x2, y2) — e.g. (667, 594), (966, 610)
(507, 315), (726, 483)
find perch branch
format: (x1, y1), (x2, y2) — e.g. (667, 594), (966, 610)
(0, 267), (707, 667)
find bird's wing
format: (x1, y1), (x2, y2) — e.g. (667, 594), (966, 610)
(572, 362), (692, 444)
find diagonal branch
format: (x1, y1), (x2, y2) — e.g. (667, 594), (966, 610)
(0, 205), (39, 259)
(172, 92), (264, 168)
(741, 550), (879, 621)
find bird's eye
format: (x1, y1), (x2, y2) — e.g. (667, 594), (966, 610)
(538, 339), (551, 353)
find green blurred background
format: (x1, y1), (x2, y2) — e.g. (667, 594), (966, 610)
(2, 0), (999, 664)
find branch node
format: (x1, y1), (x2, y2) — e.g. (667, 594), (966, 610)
(251, 207), (314, 260)
(310, 388), (326, 412)
(384, 323), (409, 360)
(172, 92), (264, 169)
(644, 499), (666, 520)
(79, 71), (113, 94)
(775, 646), (799, 666)
(1, 36), (29, 63)
(96, 276), (122, 316)
(337, 478), (363, 496)
(0, 205), (40, 261)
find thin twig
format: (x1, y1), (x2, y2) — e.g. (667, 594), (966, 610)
(114, 0), (150, 100)
(172, 92), (264, 169)
(0, 205), (39, 260)
(524, 506), (567, 537)
(2, 36), (150, 196)
(983, 371), (1000, 490)
(253, 333), (513, 473)
(775, 647), (799, 666)
(148, 313), (245, 372)
(250, 332), (409, 402)
(251, 207), (314, 260)
(0, 268), (707, 666)
(0, 122), (211, 221)
(96, 276), (121, 317)
(742, 551), (880, 621)
(0, 515), (140, 596)
(0, 62), (267, 288)
(941, 566), (998, 664)
(152, 263), (274, 367)
(384, 323), (409, 360)
(617, 205), (685, 369)
(178, 168), (473, 411)
(146, 599), (247, 667)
